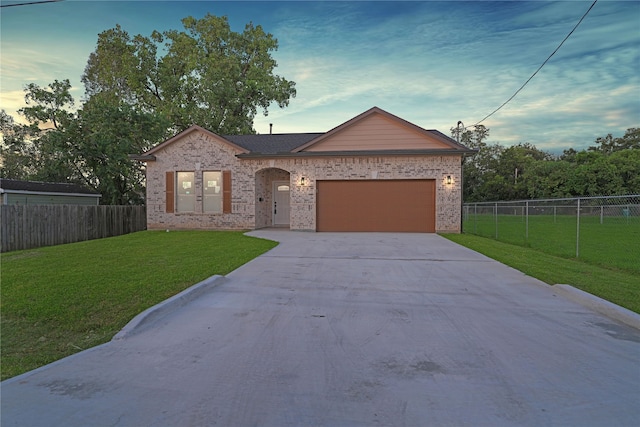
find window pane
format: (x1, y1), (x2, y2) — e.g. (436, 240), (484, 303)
(203, 171), (222, 213)
(177, 172), (195, 212)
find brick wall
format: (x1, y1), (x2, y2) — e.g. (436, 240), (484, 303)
(146, 130), (463, 232)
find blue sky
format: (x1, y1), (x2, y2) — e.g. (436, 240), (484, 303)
(1, 0), (639, 152)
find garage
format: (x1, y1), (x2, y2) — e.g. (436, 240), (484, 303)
(316, 180), (436, 232)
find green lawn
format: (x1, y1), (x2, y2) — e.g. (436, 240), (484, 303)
(0, 230), (278, 380)
(463, 214), (640, 273)
(442, 233), (640, 315)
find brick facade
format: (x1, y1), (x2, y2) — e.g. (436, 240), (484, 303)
(145, 130), (463, 233)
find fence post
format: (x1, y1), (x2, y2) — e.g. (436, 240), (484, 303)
(600, 205), (604, 225)
(495, 202), (498, 239)
(525, 201), (529, 242)
(474, 203), (477, 234)
(463, 203), (467, 231)
(576, 198), (581, 258)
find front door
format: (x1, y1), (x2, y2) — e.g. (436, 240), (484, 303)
(272, 181), (290, 226)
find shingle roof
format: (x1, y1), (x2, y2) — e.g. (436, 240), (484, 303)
(223, 133), (323, 154)
(0, 179), (100, 195)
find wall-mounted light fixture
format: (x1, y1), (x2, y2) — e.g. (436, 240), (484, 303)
(446, 175), (452, 185)
(300, 176), (306, 186)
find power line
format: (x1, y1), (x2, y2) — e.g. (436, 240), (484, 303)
(0, 0), (62, 8)
(473, 0), (598, 127)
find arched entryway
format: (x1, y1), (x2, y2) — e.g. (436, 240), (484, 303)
(254, 168), (291, 229)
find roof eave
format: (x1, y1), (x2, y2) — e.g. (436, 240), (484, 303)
(237, 149), (472, 159)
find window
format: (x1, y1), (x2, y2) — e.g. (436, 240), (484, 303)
(177, 172), (195, 212)
(165, 170), (231, 214)
(203, 171), (222, 213)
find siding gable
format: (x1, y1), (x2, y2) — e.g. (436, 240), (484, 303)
(301, 112), (452, 152)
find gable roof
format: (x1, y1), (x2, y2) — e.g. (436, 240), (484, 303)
(142, 125), (250, 157)
(0, 179), (100, 197)
(134, 107), (474, 161)
(292, 107), (470, 153)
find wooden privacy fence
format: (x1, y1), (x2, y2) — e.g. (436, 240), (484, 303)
(1, 205), (147, 252)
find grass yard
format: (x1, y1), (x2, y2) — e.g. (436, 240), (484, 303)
(442, 233), (640, 315)
(463, 214), (640, 273)
(0, 230), (278, 381)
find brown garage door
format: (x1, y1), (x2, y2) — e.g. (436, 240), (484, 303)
(317, 180), (435, 232)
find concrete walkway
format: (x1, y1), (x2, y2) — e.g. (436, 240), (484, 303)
(2, 231), (639, 426)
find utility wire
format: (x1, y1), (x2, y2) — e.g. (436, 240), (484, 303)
(473, 0), (598, 126)
(0, 0), (62, 8)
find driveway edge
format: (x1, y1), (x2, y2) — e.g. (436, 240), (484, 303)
(553, 284), (640, 330)
(113, 275), (227, 340)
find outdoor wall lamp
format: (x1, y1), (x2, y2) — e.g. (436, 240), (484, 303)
(446, 175), (452, 185)
(300, 176), (306, 186)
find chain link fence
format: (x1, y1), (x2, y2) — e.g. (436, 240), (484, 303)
(463, 195), (640, 273)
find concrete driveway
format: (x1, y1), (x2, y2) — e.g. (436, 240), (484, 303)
(2, 231), (639, 426)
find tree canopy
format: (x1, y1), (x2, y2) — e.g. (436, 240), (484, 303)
(82, 14), (296, 134)
(453, 125), (640, 202)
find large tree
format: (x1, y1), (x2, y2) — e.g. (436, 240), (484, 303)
(2, 82), (169, 204)
(82, 14), (296, 134)
(64, 94), (170, 204)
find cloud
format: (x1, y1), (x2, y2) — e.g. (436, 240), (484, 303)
(256, 0), (640, 152)
(0, 90), (27, 119)
(3, 0), (637, 153)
